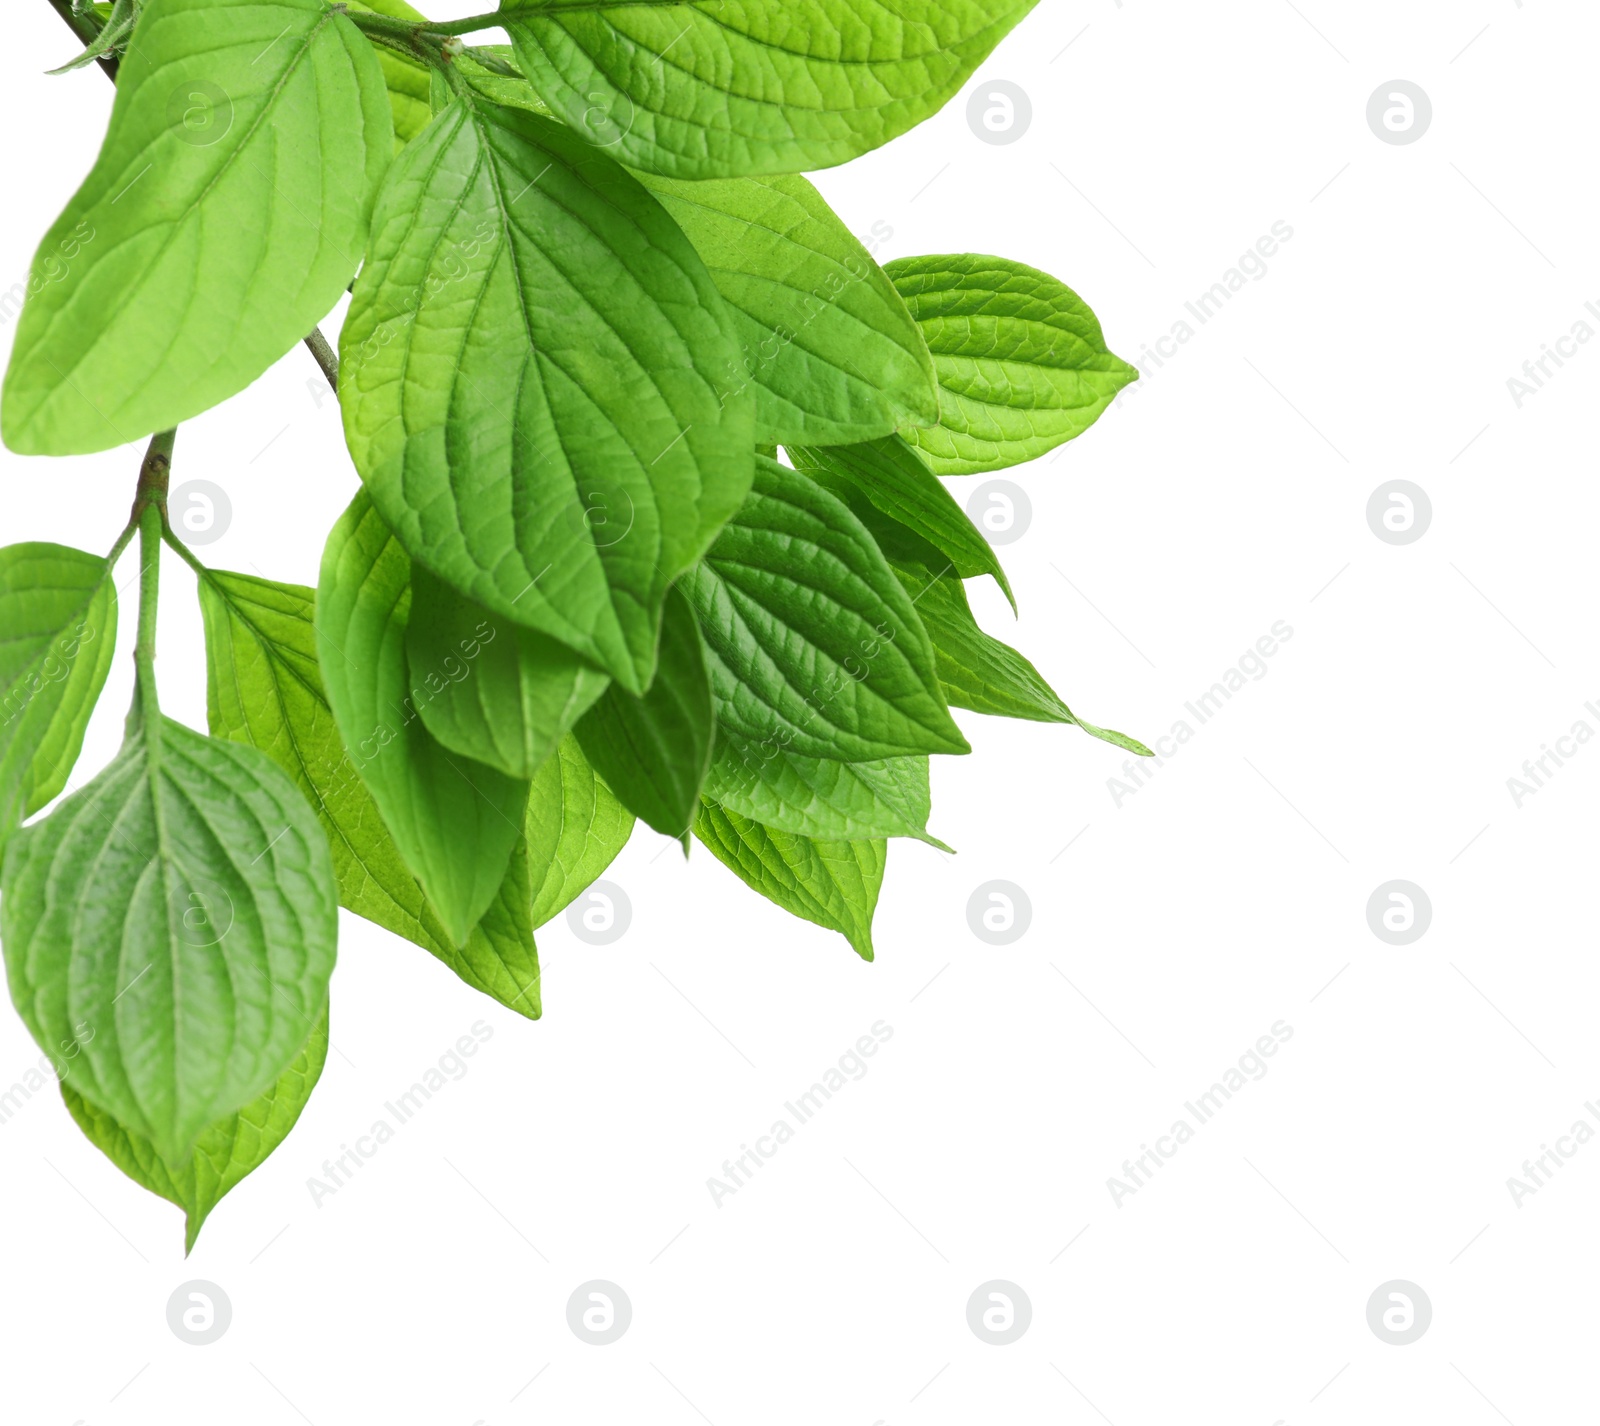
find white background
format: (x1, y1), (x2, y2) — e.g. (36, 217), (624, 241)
(2, 1), (1596, 1422)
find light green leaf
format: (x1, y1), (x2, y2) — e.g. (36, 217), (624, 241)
(48, 0), (138, 74)
(197, 565), (542, 1017)
(347, 0), (434, 147)
(61, 1008), (328, 1253)
(0, 543), (118, 862)
(502, 0), (1040, 179)
(1, 717), (339, 1165)
(786, 436), (1014, 610)
(340, 94), (753, 695)
(681, 454), (968, 762)
(406, 565), (609, 781)
(3, 0), (392, 455)
(573, 587), (713, 839)
(694, 801), (883, 960)
(632, 172), (937, 445)
(883, 253), (1137, 475)
(317, 492), (530, 948)
(705, 746), (948, 850)
(525, 734), (633, 928)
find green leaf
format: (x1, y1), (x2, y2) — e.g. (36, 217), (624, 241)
(705, 746), (949, 850)
(0, 543), (118, 862)
(573, 587), (713, 839)
(787, 436), (1014, 611)
(340, 94), (753, 695)
(502, 0), (1040, 180)
(1, 717), (339, 1165)
(693, 801), (883, 960)
(2, 0), (392, 455)
(631, 172), (938, 446)
(883, 254), (1137, 475)
(196, 565), (542, 1017)
(889, 544), (1150, 755)
(681, 454), (968, 762)
(347, 0), (434, 147)
(48, 0), (138, 74)
(61, 1008), (329, 1253)
(525, 734), (633, 928)
(316, 493), (530, 948)
(405, 565), (610, 781)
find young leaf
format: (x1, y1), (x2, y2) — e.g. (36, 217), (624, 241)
(196, 566), (543, 1017)
(705, 746), (949, 850)
(0, 718), (339, 1165)
(883, 254), (1137, 475)
(681, 455), (968, 762)
(632, 172), (938, 446)
(502, 0), (1040, 180)
(317, 493), (530, 948)
(47, 0), (138, 74)
(786, 437), (1014, 611)
(0, 543), (118, 861)
(61, 1008), (329, 1253)
(694, 801), (884, 961)
(2, 0), (392, 455)
(525, 735), (633, 928)
(406, 565), (610, 781)
(573, 588), (713, 840)
(340, 94), (754, 695)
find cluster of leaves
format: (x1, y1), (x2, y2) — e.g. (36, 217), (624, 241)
(1, 0), (1144, 1248)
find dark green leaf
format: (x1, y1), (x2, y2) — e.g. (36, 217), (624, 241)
(340, 94), (754, 694)
(502, 0), (1040, 179)
(573, 587), (713, 839)
(883, 253), (1137, 474)
(705, 745), (948, 850)
(406, 565), (609, 781)
(787, 436), (1014, 610)
(61, 1008), (328, 1252)
(0, 543), (117, 862)
(632, 172), (938, 445)
(1, 717), (339, 1165)
(197, 565), (542, 1017)
(682, 455), (968, 762)
(317, 492), (530, 948)
(694, 801), (883, 960)
(525, 734), (633, 928)
(3, 0), (392, 454)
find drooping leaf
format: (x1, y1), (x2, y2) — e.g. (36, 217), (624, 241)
(196, 566), (542, 1017)
(340, 94), (753, 694)
(406, 565), (609, 781)
(883, 254), (1137, 475)
(524, 734), (633, 928)
(890, 544), (1149, 754)
(61, 1008), (328, 1253)
(681, 455), (968, 762)
(693, 801), (883, 960)
(317, 493), (530, 948)
(705, 746), (948, 850)
(787, 436), (1014, 610)
(632, 172), (937, 445)
(0, 543), (117, 862)
(502, 0), (1040, 180)
(1, 717), (339, 1165)
(3, 0), (393, 455)
(573, 587), (713, 840)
